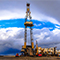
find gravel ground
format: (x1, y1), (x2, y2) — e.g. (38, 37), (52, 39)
(0, 57), (60, 60)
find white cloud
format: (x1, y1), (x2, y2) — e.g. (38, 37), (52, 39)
(32, 12), (60, 25)
(52, 28), (60, 35)
(34, 23), (41, 26)
(46, 37), (50, 40)
(0, 27), (60, 53)
(0, 27), (23, 40)
(0, 27), (24, 51)
(55, 25), (60, 28)
(33, 28), (60, 48)
(0, 8), (60, 25)
(0, 9), (25, 20)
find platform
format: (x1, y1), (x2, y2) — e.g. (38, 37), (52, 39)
(24, 21), (34, 27)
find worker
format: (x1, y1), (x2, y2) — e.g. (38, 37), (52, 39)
(36, 53), (38, 57)
(16, 53), (19, 57)
(38, 53), (42, 57)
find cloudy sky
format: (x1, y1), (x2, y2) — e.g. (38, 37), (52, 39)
(0, 0), (60, 55)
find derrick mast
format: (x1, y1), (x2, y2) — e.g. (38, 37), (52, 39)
(21, 3), (34, 56)
(24, 3), (34, 49)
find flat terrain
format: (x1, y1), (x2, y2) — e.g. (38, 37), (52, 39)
(0, 56), (60, 60)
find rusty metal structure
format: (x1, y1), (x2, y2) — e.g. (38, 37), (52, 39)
(21, 3), (34, 56)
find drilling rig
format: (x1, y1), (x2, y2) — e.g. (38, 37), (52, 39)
(21, 3), (34, 56)
(20, 3), (58, 57)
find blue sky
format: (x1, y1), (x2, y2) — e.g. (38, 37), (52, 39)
(0, 0), (60, 55)
(0, 18), (59, 31)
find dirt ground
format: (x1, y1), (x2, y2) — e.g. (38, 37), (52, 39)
(0, 56), (60, 60)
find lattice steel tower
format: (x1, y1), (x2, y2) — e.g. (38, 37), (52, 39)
(21, 3), (34, 56)
(23, 3), (34, 49)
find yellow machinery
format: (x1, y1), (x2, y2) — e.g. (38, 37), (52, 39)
(35, 40), (38, 55)
(24, 22), (33, 26)
(35, 41), (42, 55)
(35, 40), (58, 56)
